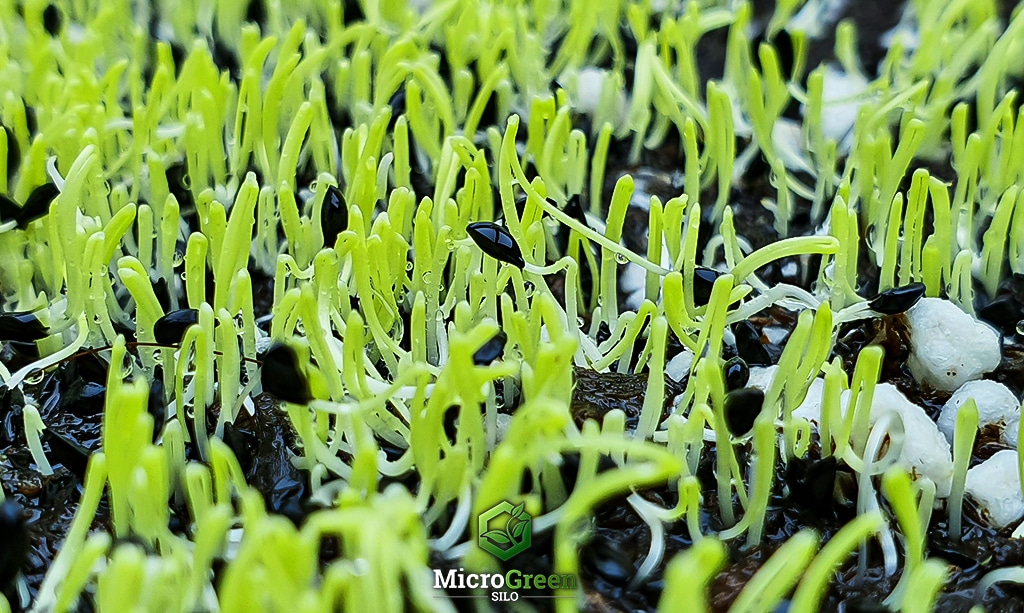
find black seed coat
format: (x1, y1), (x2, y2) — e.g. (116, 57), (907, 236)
(321, 184), (348, 247)
(869, 282), (926, 315)
(467, 221), (525, 268)
(733, 321), (771, 366)
(153, 309), (199, 344)
(724, 387), (764, 437)
(473, 331), (506, 365)
(724, 356), (750, 391)
(0, 311), (49, 342)
(260, 344), (311, 404)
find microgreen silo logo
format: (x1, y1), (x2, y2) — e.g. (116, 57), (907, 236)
(478, 501), (531, 561)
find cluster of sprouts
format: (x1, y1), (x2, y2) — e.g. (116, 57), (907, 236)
(3, 0), (1024, 611)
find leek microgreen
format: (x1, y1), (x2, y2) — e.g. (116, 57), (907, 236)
(949, 398), (980, 540)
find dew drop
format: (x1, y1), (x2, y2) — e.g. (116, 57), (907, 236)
(406, 261), (414, 271)
(422, 271), (433, 285)
(1016, 320), (1024, 336)
(444, 237), (456, 251)
(524, 281), (535, 297)
(179, 271), (187, 280)
(172, 250), (185, 267)
(615, 252), (628, 264)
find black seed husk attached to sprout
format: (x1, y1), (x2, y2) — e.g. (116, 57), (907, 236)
(724, 356), (750, 391)
(2, 124), (19, 183)
(387, 89), (406, 129)
(16, 182), (60, 228)
(473, 331), (506, 365)
(467, 221), (525, 268)
(0, 500), (29, 591)
(733, 320), (771, 366)
(260, 344), (311, 404)
(0, 310), (49, 342)
(0, 193), (20, 223)
(692, 266), (722, 306)
(148, 377), (166, 442)
(785, 455), (837, 516)
(42, 4), (61, 36)
(868, 282), (926, 315)
(724, 387), (763, 437)
(153, 308), (199, 344)
(321, 184), (348, 248)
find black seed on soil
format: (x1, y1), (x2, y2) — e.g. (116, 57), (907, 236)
(733, 321), (771, 366)
(581, 539), (634, 586)
(321, 184), (348, 247)
(473, 331), (506, 365)
(724, 356), (750, 390)
(7, 340), (40, 358)
(267, 478), (309, 526)
(153, 308), (199, 344)
(45, 429), (91, 479)
(63, 380), (106, 417)
(42, 4), (61, 36)
(693, 267), (722, 306)
(260, 344), (311, 404)
(978, 296), (1022, 334)
(467, 221), (525, 269)
(222, 422), (255, 475)
(16, 182), (59, 228)
(0, 500), (29, 590)
(785, 455), (837, 516)
(0, 310), (49, 342)
(868, 282), (926, 315)
(724, 387), (764, 437)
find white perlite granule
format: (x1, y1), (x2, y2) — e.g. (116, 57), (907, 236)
(841, 383), (954, 498)
(936, 380), (1021, 447)
(966, 449), (1024, 529)
(906, 298), (1001, 392)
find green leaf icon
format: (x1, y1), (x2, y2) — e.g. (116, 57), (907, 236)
(511, 502), (524, 518)
(484, 530), (512, 545)
(511, 520), (527, 539)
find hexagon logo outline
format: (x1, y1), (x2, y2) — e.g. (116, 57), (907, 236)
(477, 500), (531, 561)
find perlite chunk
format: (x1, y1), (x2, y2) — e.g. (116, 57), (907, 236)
(936, 380), (1020, 447)
(966, 450), (1024, 529)
(906, 298), (1001, 392)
